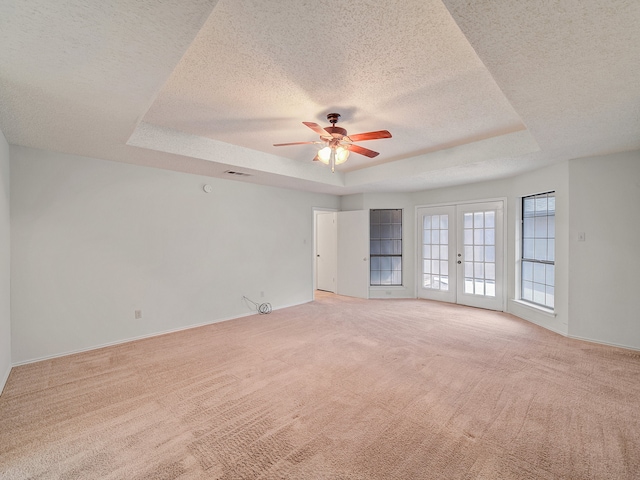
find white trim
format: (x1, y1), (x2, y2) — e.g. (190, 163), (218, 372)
(12, 300), (309, 367)
(0, 365), (11, 396)
(501, 198), (508, 312)
(514, 206), (523, 301)
(414, 197), (508, 210)
(512, 314), (567, 336)
(512, 299), (556, 317)
(567, 334), (640, 353)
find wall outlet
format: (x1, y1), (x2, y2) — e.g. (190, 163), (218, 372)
(260, 291), (264, 298)
(134, 309), (142, 319)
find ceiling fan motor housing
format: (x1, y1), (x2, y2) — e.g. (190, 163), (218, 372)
(327, 113), (341, 124)
(325, 126), (347, 139)
(324, 113), (347, 140)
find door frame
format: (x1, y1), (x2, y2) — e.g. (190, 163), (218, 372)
(414, 197), (508, 311)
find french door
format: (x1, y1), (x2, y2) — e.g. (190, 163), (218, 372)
(417, 201), (504, 310)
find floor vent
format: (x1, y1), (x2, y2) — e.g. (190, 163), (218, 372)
(224, 170), (252, 177)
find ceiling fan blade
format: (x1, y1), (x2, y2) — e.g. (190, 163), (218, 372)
(347, 130), (392, 142)
(348, 144), (380, 158)
(303, 122), (332, 137)
(273, 141), (320, 146)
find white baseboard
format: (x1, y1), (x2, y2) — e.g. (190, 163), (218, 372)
(0, 364), (11, 396)
(507, 303), (567, 337)
(515, 314), (568, 337)
(12, 300), (310, 367)
(567, 334), (640, 352)
(508, 306), (640, 352)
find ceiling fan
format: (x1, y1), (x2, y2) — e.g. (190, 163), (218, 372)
(273, 113), (392, 172)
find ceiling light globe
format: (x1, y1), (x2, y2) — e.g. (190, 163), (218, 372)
(335, 146), (350, 164)
(317, 146), (331, 164)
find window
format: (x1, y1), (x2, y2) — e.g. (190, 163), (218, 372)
(521, 192), (555, 308)
(370, 209), (402, 286)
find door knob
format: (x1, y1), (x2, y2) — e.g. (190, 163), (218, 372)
(457, 260), (462, 264)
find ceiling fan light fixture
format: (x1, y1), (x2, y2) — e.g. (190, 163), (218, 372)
(335, 146), (350, 165)
(317, 146), (332, 164)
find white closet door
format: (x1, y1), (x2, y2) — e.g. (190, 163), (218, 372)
(337, 210), (369, 299)
(316, 213), (337, 293)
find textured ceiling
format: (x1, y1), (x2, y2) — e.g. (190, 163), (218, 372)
(0, 0), (639, 194)
(141, 0), (525, 171)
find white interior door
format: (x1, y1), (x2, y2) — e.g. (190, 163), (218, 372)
(417, 201), (504, 311)
(337, 210), (369, 299)
(316, 212), (337, 292)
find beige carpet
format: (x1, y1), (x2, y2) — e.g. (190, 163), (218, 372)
(1, 293), (639, 479)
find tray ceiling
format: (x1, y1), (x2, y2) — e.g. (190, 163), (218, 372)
(1, 0), (639, 194)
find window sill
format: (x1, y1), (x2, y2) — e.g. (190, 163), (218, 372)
(370, 285), (405, 290)
(512, 299), (556, 317)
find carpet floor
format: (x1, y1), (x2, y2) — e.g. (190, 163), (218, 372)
(1, 292), (639, 479)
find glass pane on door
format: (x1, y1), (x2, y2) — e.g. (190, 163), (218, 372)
(462, 210), (497, 297)
(422, 214), (449, 291)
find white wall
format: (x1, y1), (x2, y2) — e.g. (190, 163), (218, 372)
(10, 146), (339, 364)
(411, 163), (570, 335)
(509, 162), (570, 336)
(568, 151), (640, 349)
(8, 144), (640, 367)
(0, 128), (10, 393)
(340, 192), (415, 299)
(339, 166), (570, 330)
(332, 153), (640, 350)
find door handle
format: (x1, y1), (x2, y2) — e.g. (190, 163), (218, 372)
(317, 254), (320, 257)
(457, 260), (462, 264)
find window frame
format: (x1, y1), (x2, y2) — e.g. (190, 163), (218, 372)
(520, 191), (555, 309)
(370, 209), (403, 286)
